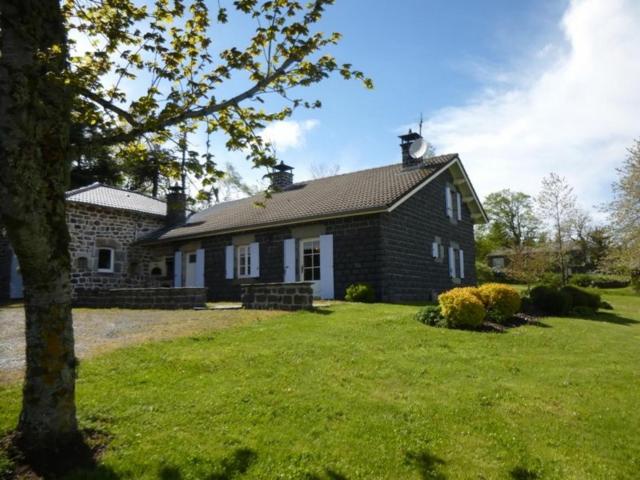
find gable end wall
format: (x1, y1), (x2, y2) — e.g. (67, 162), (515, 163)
(380, 169), (477, 301)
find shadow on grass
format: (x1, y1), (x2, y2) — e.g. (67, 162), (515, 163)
(580, 311), (640, 326)
(305, 468), (349, 479)
(510, 465), (540, 480)
(310, 307), (334, 315)
(405, 450), (447, 480)
(158, 447), (257, 480)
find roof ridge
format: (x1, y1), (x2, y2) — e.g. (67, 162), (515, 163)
(66, 182), (166, 204)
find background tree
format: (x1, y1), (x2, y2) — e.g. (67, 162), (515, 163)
(483, 189), (540, 248)
(604, 140), (640, 286)
(536, 173), (578, 284)
(310, 162), (340, 179)
(0, 0), (371, 455)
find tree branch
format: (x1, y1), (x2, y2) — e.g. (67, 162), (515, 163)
(78, 87), (139, 126)
(84, 56), (298, 147)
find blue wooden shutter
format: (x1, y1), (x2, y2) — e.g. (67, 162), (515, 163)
(283, 238), (296, 282)
(174, 251), (182, 287)
(195, 248), (205, 287)
(250, 242), (260, 278)
(225, 245), (234, 279)
(319, 234), (334, 299)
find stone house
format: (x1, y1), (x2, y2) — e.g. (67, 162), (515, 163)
(0, 184), (172, 301)
(1, 131), (487, 303)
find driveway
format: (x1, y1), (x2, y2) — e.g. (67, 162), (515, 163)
(0, 304), (280, 382)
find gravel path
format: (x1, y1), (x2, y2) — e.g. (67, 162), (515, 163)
(0, 304), (279, 382)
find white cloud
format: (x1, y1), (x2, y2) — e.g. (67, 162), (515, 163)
(261, 119), (319, 152)
(422, 0), (640, 216)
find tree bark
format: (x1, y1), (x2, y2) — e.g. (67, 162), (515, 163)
(0, 0), (78, 450)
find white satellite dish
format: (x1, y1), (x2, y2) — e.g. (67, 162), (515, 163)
(408, 137), (427, 159)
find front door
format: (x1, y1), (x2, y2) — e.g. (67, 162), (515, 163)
(185, 251), (198, 287)
(10, 253), (23, 299)
(299, 238), (321, 297)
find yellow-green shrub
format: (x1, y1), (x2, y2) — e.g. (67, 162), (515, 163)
(478, 283), (521, 324)
(438, 288), (486, 328)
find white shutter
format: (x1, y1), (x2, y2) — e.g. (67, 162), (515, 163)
(448, 246), (455, 278)
(225, 245), (234, 279)
(174, 251), (182, 287)
(319, 234), (334, 299)
(445, 186), (452, 217)
(456, 192), (462, 221)
(195, 248), (205, 287)
(283, 238), (296, 282)
(432, 241), (439, 258)
(250, 242), (260, 278)
(459, 249), (465, 279)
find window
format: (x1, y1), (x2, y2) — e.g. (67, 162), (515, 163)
(431, 237), (444, 262)
(188, 253), (197, 264)
(492, 257), (505, 268)
(76, 256), (88, 271)
(301, 239), (321, 281)
(237, 245), (251, 278)
(97, 248), (114, 272)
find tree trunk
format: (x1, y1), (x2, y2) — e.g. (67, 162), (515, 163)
(0, 0), (78, 450)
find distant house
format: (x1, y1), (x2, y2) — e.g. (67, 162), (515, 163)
(1, 131), (488, 303)
(487, 243), (589, 277)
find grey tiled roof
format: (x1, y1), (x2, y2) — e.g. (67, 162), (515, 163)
(147, 154), (458, 243)
(66, 183), (167, 216)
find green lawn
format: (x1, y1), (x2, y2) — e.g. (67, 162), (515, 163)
(2, 291), (640, 479)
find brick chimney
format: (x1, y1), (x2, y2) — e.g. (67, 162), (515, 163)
(165, 183), (186, 226)
(269, 161), (294, 190)
(399, 130), (423, 168)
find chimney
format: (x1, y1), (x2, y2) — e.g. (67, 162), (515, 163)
(269, 161), (294, 190)
(399, 129), (423, 168)
(165, 183), (186, 226)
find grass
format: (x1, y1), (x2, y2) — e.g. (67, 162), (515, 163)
(1, 291), (640, 479)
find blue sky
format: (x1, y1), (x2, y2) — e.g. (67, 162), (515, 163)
(209, 0), (640, 219)
(79, 0), (640, 216)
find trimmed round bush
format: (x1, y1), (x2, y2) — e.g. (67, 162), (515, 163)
(415, 305), (445, 327)
(529, 285), (572, 315)
(478, 283), (521, 324)
(344, 283), (375, 303)
(560, 285), (600, 310)
(438, 288), (486, 328)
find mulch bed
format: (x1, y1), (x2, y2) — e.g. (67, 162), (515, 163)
(480, 313), (547, 332)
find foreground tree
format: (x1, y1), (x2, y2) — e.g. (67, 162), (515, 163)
(536, 173), (577, 284)
(0, 0), (371, 454)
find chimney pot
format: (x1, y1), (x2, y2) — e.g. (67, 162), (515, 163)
(269, 161), (294, 189)
(166, 183), (186, 226)
(399, 130), (423, 168)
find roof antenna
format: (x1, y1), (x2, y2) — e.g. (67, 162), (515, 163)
(418, 113), (423, 136)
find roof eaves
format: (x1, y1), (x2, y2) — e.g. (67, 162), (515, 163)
(139, 205), (389, 245)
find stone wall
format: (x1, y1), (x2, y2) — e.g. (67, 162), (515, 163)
(0, 229), (11, 302)
(67, 202), (169, 294)
(379, 169), (477, 302)
(241, 282), (313, 310)
(74, 287), (206, 309)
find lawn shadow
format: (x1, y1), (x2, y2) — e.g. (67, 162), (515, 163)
(310, 307), (334, 315)
(305, 468), (349, 479)
(579, 311), (639, 326)
(1, 428), (119, 480)
(158, 447), (257, 480)
(510, 465), (540, 480)
(404, 450), (447, 480)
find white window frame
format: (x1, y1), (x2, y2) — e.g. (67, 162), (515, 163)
(236, 244), (251, 278)
(97, 247), (115, 273)
(300, 237), (321, 282)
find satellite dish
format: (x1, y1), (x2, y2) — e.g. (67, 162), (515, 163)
(409, 138), (427, 159)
